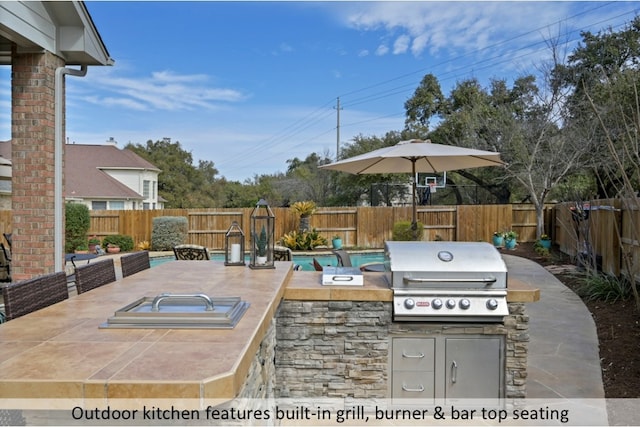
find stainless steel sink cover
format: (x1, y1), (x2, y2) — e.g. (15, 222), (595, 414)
(100, 293), (250, 329)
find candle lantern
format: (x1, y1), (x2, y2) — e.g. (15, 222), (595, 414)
(249, 198), (275, 269)
(224, 221), (245, 266)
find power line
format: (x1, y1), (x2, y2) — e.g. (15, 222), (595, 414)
(221, 4), (640, 175)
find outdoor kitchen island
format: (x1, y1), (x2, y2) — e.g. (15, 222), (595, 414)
(0, 254), (538, 424)
(280, 268), (539, 401)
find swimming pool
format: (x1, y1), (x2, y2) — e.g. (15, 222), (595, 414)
(150, 251), (385, 271)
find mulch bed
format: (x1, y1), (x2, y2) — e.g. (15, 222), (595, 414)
(507, 242), (640, 398)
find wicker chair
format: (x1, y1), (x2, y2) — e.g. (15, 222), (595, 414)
(173, 244), (210, 260)
(273, 245), (292, 261)
(120, 251), (151, 278)
(1, 271), (68, 321)
(0, 243), (10, 282)
(74, 258), (116, 294)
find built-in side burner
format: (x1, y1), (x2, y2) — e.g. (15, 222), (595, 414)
(100, 293), (250, 329)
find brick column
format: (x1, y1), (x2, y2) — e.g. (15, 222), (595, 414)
(11, 51), (65, 279)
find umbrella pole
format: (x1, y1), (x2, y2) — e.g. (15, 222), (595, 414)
(411, 159), (418, 239)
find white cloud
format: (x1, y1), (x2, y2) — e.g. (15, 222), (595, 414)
(341, 1), (584, 59)
(393, 35), (410, 55)
(375, 44), (389, 56)
(72, 69), (247, 113)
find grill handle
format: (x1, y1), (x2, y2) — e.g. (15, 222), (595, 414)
(403, 276), (497, 284)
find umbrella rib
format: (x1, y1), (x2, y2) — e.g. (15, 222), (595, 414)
(354, 158), (386, 174)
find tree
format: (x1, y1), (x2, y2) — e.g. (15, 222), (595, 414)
(283, 151), (334, 206)
(552, 16), (640, 197)
(126, 138), (221, 208)
(404, 60), (592, 236)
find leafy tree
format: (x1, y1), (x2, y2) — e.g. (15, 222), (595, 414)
(283, 151), (334, 205)
(404, 61), (592, 236)
(553, 16), (640, 197)
(126, 138), (220, 208)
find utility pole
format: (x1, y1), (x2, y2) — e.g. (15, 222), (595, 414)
(334, 97), (342, 161)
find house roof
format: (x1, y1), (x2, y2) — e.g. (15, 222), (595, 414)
(0, 141), (161, 200)
(0, 1), (113, 66)
(65, 144), (160, 199)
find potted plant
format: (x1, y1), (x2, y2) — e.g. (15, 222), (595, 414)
(492, 231), (504, 248)
(106, 243), (120, 254)
(255, 225), (268, 264)
(75, 242), (89, 254)
(88, 236), (101, 253)
(538, 234), (552, 250)
(290, 201), (317, 233)
(332, 235), (343, 250)
(504, 231), (518, 250)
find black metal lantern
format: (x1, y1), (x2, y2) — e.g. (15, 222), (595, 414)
(249, 198), (275, 269)
(224, 221), (245, 266)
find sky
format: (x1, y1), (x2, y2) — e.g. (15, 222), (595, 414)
(1, 1), (640, 182)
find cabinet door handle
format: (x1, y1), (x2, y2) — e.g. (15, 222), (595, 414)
(451, 360), (458, 384)
(402, 383), (425, 393)
(402, 350), (425, 359)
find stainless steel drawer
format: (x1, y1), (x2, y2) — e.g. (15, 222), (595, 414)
(391, 371), (435, 400)
(392, 337), (435, 371)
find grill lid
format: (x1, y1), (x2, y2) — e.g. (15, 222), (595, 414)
(385, 241), (508, 289)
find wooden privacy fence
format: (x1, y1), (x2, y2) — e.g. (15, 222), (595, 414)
(554, 199), (640, 281)
(1, 204), (552, 250)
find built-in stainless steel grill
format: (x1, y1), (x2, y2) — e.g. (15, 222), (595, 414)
(385, 241), (508, 322)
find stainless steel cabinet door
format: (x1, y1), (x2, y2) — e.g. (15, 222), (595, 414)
(444, 337), (504, 400)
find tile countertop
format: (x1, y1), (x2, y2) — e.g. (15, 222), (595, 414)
(284, 271), (540, 303)
(0, 263), (538, 403)
(0, 261), (293, 401)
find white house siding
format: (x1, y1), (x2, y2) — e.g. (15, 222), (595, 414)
(102, 168), (160, 209)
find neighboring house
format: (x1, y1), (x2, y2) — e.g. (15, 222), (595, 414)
(0, 141), (164, 210)
(0, 156), (10, 210)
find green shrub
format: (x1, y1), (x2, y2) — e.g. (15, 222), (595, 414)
(577, 272), (631, 303)
(392, 220), (424, 241)
(65, 203), (90, 253)
(280, 229), (327, 250)
(102, 234), (134, 252)
(151, 216), (188, 250)
(534, 245), (550, 257)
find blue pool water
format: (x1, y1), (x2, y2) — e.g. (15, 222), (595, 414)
(151, 252), (384, 271)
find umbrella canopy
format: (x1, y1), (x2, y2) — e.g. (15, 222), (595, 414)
(319, 139), (505, 231)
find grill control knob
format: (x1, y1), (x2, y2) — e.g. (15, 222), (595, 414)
(431, 298), (443, 310)
(404, 298), (416, 310)
(486, 298), (499, 310)
(446, 299), (456, 309)
(459, 298), (471, 310)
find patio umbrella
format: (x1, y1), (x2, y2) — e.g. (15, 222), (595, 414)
(319, 139), (505, 232)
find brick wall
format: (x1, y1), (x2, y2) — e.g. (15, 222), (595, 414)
(10, 51), (64, 279)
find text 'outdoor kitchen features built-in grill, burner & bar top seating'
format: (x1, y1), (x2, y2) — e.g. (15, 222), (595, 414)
(385, 241), (509, 323)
